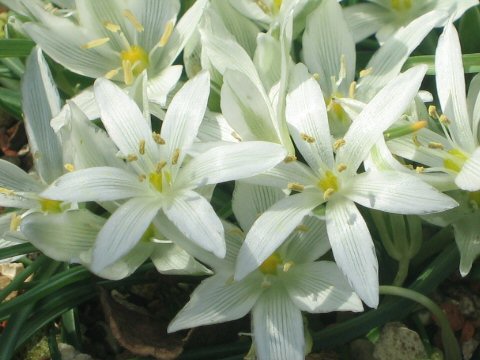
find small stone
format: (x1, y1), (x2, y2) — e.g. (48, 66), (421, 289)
(373, 322), (427, 360)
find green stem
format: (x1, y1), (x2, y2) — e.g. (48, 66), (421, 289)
(379, 286), (460, 360)
(392, 257), (409, 287)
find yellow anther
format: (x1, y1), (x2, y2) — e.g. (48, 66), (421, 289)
(64, 163), (75, 172)
(255, 0), (271, 14)
(104, 68), (120, 79)
(412, 134), (421, 147)
(104, 21), (121, 32)
(411, 120), (427, 131)
(39, 198), (62, 213)
(171, 149), (180, 165)
(9, 213), (21, 232)
(284, 155), (297, 163)
(138, 174), (146, 182)
(288, 182), (305, 192)
(428, 142), (444, 150)
(122, 59), (133, 85)
(300, 132), (315, 143)
(333, 138), (346, 151)
(313, 73), (320, 80)
(295, 224), (309, 232)
(0, 187), (15, 195)
(127, 154), (138, 162)
(415, 166), (424, 173)
(337, 163), (347, 172)
(349, 81), (357, 99)
(123, 9), (144, 32)
(283, 261), (294, 272)
(152, 132), (165, 144)
(359, 67), (373, 78)
(139, 139), (146, 155)
(259, 252), (282, 275)
(439, 114), (450, 125)
(158, 20), (174, 47)
(428, 105), (439, 119)
(81, 37), (110, 49)
(231, 131), (243, 141)
(323, 188), (335, 200)
(155, 160), (167, 173)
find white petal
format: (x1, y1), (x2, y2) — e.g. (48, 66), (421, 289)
(286, 63), (333, 171)
(326, 199), (379, 308)
(357, 10), (445, 101)
(41, 167), (147, 202)
(346, 171), (458, 214)
(168, 272), (261, 332)
(453, 213), (480, 276)
(197, 110), (239, 142)
(160, 71), (210, 167)
(146, 65), (183, 106)
(436, 23), (476, 152)
(252, 287), (305, 360)
(20, 210), (103, 263)
(235, 192), (323, 280)
(342, 4), (388, 43)
(303, 0), (355, 95)
(94, 78), (158, 170)
(283, 262), (363, 313)
(232, 182), (286, 232)
(467, 73), (480, 139)
(91, 197), (161, 272)
(163, 190), (225, 258)
(0, 159), (43, 193)
(336, 65), (427, 173)
(456, 147), (480, 191)
(151, 242), (211, 275)
(178, 141), (286, 189)
(221, 69), (279, 143)
(22, 47), (64, 183)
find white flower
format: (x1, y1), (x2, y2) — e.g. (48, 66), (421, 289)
(343, 0), (477, 44)
(41, 71), (287, 272)
(168, 183), (362, 360)
(235, 64), (458, 307)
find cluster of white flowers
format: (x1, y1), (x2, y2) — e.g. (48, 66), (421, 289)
(0, 0), (479, 358)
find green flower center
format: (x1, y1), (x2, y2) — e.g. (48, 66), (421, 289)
(391, 0), (412, 11)
(317, 170), (339, 200)
(120, 45), (149, 84)
(443, 148), (468, 173)
(259, 252), (282, 275)
(39, 198), (63, 213)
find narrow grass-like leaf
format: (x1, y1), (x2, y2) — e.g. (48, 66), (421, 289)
(0, 243), (36, 261)
(0, 40), (35, 58)
(403, 53), (480, 75)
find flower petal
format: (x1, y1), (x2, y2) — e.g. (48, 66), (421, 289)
(286, 63), (333, 171)
(252, 286), (304, 360)
(178, 141), (286, 189)
(151, 242), (211, 275)
(453, 213), (480, 276)
(20, 210), (103, 263)
(436, 23), (476, 152)
(94, 78), (159, 170)
(0, 159), (43, 193)
(42, 167), (147, 202)
(147, 65), (183, 106)
(163, 190), (225, 258)
(456, 147), (480, 192)
(303, 0), (355, 96)
(22, 47), (64, 184)
(336, 65), (427, 173)
(235, 192), (323, 281)
(326, 198), (379, 308)
(342, 3), (388, 43)
(168, 272), (261, 332)
(160, 71), (210, 168)
(91, 197), (161, 272)
(283, 261), (363, 313)
(346, 171), (458, 214)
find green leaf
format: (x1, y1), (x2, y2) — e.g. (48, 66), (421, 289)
(0, 39), (35, 58)
(0, 87), (22, 117)
(403, 53), (480, 75)
(459, 7), (480, 54)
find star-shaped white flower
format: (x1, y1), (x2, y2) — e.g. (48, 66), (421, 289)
(235, 63), (458, 307)
(41, 71), (287, 272)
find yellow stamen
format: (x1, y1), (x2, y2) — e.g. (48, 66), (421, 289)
(255, 0), (270, 14)
(10, 213), (21, 232)
(127, 154), (138, 162)
(313, 73), (320, 81)
(139, 139), (146, 155)
(123, 9), (144, 32)
(323, 188), (335, 200)
(333, 138), (346, 151)
(415, 166), (424, 173)
(300, 132), (315, 143)
(231, 131), (243, 141)
(283, 261), (294, 272)
(152, 132), (165, 144)
(104, 21), (121, 32)
(439, 114), (450, 125)
(81, 37), (110, 49)
(158, 20), (174, 47)
(337, 163), (347, 172)
(0, 187), (15, 196)
(138, 174), (146, 182)
(295, 224), (309, 232)
(171, 149), (180, 165)
(155, 160), (167, 173)
(64, 163), (75, 172)
(359, 67), (373, 78)
(259, 252), (282, 275)
(120, 45), (149, 84)
(39, 198), (62, 213)
(318, 170), (339, 194)
(284, 155), (297, 163)
(104, 68), (120, 79)
(288, 182), (305, 192)
(428, 105), (439, 119)
(428, 142), (444, 150)
(412, 134), (422, 147)
(349, 81), (357, 99)
(122, 59), (133, 85)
